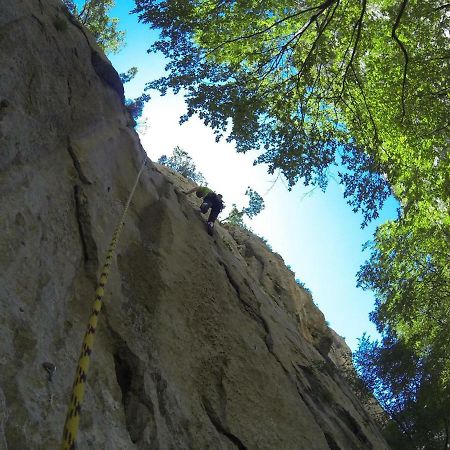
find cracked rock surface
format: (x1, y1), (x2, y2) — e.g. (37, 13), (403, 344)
(0, 0), (389, 449)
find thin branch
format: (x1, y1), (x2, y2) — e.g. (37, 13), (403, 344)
(290, 0), (340, 115)
(250, 0), (337, 95)
(342, 89), (368, 145)
(418, 122), (450, 138)
(303, 63), (324, 121)
(263, 170), (283, 196)
(391, 0), (409, 122)
(291, 3), (338, 115)
(443, 418), (449, 450)
(289, 0), (335, 43)
(350, 65), (380, 146)
(297, 0), (340, 80)
(339, 0), (367, 99)
(423, 54), (450, 61)
(326, 19), (358, 98)
(434, 3), (450, 11)
(205, 0), (335, 57)
(79, 1), (92, 25)
(79, 0), (88, 17)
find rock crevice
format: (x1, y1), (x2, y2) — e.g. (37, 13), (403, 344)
(203, 397), (248, 450)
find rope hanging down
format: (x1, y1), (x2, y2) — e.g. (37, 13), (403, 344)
(61, 156), (148, 450)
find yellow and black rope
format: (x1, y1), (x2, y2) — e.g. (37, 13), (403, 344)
(61, 156), (147, 450)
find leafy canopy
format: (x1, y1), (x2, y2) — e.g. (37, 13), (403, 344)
(125, 93), (151, 122)
(225, 188), (265, 226)
(157, 146), (207, 185)
(65, 0), (125, 54)
(358, 212), (450, 364)
(354, 331), (450, 449)
(133, 0), (449, 226)
(120, 67), (139, 84)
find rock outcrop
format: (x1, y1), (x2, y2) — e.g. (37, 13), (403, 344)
(0, 1), (389, 448)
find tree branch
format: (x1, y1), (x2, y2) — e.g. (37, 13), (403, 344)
(392, 0), (409, 122)
(79, 1), (91, 25)
(434, 3), (450, 11)
(250, 0), (337, 94)
(297, 0), (340, 80)
(351, 65), (380, 146)
(443, 418), (449, 450)
(339, 0), (366, 98)
(205, 0), (336, 57)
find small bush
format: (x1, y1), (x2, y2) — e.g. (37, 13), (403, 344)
(157, 146), (207, 185)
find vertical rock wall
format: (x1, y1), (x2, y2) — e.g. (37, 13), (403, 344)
(0, 1), (389, 449)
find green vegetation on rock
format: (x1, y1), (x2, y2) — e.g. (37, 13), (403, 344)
(64, 0), (125, 54)
(158, 146), (207, 185)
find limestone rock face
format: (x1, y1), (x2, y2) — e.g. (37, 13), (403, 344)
(0, 1), (389, 449)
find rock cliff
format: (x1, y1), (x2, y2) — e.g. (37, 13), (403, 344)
(0, 1), (389, 448)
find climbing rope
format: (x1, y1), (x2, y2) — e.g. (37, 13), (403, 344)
(61, 155), (148, 450)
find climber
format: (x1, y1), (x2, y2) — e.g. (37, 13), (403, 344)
(183, 186), (224, 233)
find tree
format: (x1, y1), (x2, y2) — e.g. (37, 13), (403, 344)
(118, 68), (152, 125)
(157, 146), (207, 185)
(243, 188), (265, 219)
(354, 332), (450, 449)
(64, 0), (125, 54)
(357, 213), (450, 365)
(125, 93), (151, 122)
(224, 188), (265, 226)
(225, 204), (245, 227)
(120, 67), (138, 84)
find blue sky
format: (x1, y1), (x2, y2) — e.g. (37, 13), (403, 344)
(93, 1), (398, 351)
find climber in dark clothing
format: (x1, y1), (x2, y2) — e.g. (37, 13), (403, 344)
(201, 192), (224, 225)
(184, 186), (225, 227)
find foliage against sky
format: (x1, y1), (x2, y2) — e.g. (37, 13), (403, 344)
(157, 146), (207, 184)
(134, 0), (449, 225)
(354, 332), (450, 448)
(65, 0), (125, 54)
(225, 188), (265, 226)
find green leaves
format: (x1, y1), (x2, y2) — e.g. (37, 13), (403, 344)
(135, 0), (448, 227)
(224, 188), (265, 226)
(65, 0), (126, 54)
(120, 67), (138, 84)
(157, 146), (207, 185)
(224, 204), (245, 227)
(358, 211), (450, 358)
(356, 209), (450, 446)
(243, 188), (265, 219)
(354, 331), (450, 449)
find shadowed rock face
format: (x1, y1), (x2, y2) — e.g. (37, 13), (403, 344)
(0, 1), (389, 449)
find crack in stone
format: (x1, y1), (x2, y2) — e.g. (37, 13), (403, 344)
(292, 364), (372, 450)
(68, 138), (91, 185)
(221, 263), (293, 376)
(31, 14), (45, 32)
(67, 79), (72, 106)
(202, 397), (247, 450)
(222, 263), (268, 333)
(73, 184), (98, 279)
(107, 321), (159, 448)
